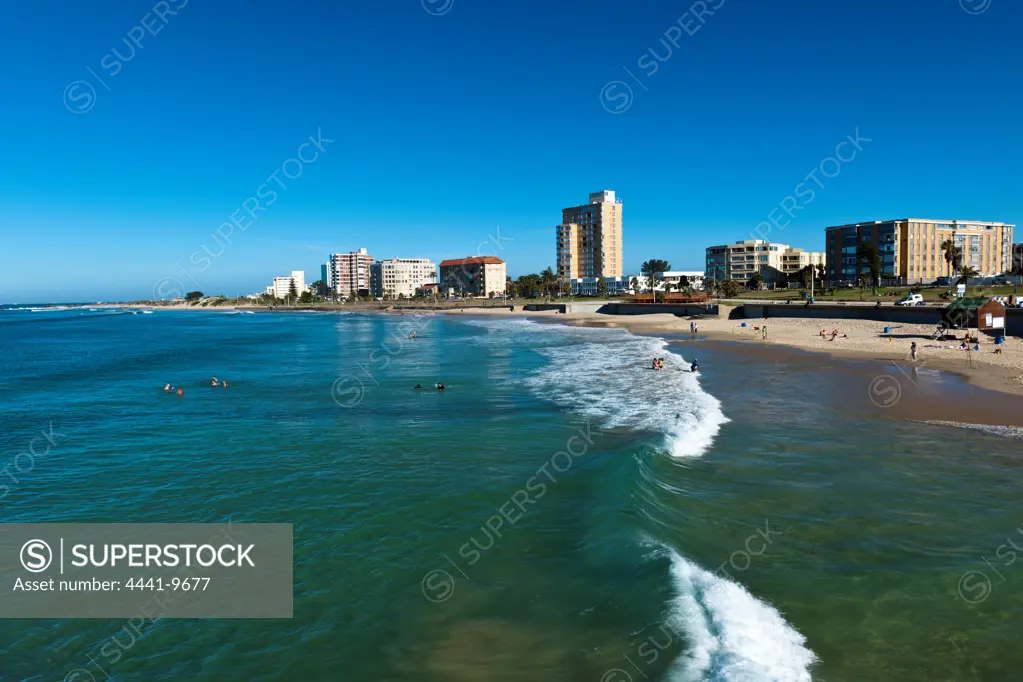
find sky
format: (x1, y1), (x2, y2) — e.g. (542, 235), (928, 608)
(1, 0), (1021, 302)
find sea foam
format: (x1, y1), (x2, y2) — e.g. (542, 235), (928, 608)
(464, 318), (728, 458)
(662, 546), (816, 682)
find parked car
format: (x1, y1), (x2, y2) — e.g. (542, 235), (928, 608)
(895, 293), (924, 306)
(933, 277), (952, 287)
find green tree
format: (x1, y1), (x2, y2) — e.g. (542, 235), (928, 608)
(749, 272), (765, 290)
(641, 260), (671, 302)
(288, 280), (298, 302)
(185, 291), (203, 302)
(540, 267), (558, 299)
(856, 244), (881, 294)
(630, 276), (639, 294)
(298, 290), (313, 304)
(958, 266), (979, 295)
(308, 280), (327, 298)
(596, 276), (607, 298)
(720, 279), (741, 298)
(941, 239), (956, 279)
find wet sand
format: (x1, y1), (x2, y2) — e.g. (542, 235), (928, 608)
(437, 307), (1023, 428)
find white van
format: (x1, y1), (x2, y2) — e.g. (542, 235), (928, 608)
(895, 293), (924, 306)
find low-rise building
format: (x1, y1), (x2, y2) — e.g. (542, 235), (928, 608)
(439, 256), (507, 297)
(570, 276), (634, 296)
(269, 271), (306, 299)
(705, 240), (825, 285)
(369, 258), (436, 298)
(661, 271), (705, 291)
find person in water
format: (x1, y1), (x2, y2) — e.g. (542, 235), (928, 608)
(222, 380), (228, 388)
(211, 376), (219, 387)
(176, 387), (184, 396)
(691, 359), (699, 372)
(413, 384), (423, 390)
(435, 383), (445, 390)
(164, 383), (172, 392)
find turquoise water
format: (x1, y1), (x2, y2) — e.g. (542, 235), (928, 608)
(1, 306), (1022, 681)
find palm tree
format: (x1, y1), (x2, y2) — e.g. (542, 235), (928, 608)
(856, 244), (881, 295)
(941, 239), (956, 279)
(629, 276), (639, 294)
(540, 267), (558, 299)
(641, 260), (671, 302)
(958, 266), (979, 296)
(663, 281), (674, 298)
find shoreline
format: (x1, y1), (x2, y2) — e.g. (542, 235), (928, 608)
(429, 307), (1023, 428)
(56, 301), (1023, 424)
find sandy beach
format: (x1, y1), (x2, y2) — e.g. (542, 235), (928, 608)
(436, 306), (1023, 401)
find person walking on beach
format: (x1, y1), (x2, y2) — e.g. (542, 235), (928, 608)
(910, 342), (918, 362)
(762, 325), (767, 340)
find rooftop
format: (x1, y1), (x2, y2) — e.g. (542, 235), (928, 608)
(439, 256), (505, 267)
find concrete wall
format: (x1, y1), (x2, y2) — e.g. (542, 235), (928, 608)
(599, 303), (719, 316)
(739, 302), (1023, 336)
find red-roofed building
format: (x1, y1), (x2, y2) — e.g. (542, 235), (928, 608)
(438, 256), (507, 297)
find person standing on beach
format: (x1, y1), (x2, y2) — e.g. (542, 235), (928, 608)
(762, 325), (767, 340)
(910, 342), (918, 362)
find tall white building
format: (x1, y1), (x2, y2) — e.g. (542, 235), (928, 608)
(369, 258), (437, 298)
(327, 249), (374, 298)
(269, 271), (306, 299)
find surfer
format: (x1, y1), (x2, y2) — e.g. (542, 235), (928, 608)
(690, 359), (699, 373)
(211, 376), (219, 387)
(413, 384), (423, 390)
(164, 383), (172, 392)
(435, 383), (445, 391)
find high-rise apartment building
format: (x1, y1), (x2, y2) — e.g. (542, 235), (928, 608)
(705, 240), (825, 284)
(369, 258), (437, 298)
(824, 219), (1015, 284)
(556, 190), (623, 281)
(327, 249), (374, 298)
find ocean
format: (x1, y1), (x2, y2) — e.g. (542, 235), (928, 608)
(1, 305), (1022, 681)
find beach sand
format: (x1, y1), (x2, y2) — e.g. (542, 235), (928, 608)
(437, 306), (1023, 406)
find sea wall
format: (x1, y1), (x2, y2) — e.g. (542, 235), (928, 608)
(739, 303), (1023, 337)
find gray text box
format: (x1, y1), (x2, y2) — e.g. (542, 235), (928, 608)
(0, 523), (292, 618)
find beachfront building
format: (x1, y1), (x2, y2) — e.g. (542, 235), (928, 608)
(662, 271), (705, 291)
(269, 271), (306, 299)
(438, 256), (507, 297)
(556, 190), (623, 282)
(327, 248), (374, 298)
(369, 258), (437, 299)
(705, 240), (825, 286)
(824, 219), (1015, 284)
(569, 276), (633, 296)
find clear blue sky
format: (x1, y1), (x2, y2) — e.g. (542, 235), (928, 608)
(1, 0), (1020, 302)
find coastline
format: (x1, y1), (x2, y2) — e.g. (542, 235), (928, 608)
(429, 307), (1023, 428)
(61, 301), (1023, 422)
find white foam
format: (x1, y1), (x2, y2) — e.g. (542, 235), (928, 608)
(463, 318), (728, 458)
(663, 547), (816, 682)
(920, 420), (1023, 440)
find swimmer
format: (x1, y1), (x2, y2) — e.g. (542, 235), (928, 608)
(222, 380), (228, 388)
(164, 383), (171, 392)
(413, 384), (423, 390)
(176, 387), (184, 396)
(435, 383), (445, 391)
(211, 376), (219, 387)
